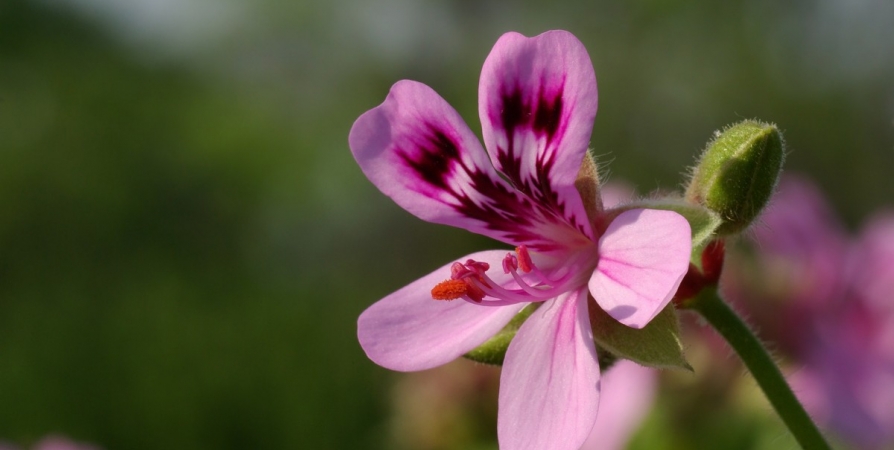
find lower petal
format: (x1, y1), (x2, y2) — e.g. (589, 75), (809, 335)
(498, 289), (600, 450)
(357, 250), (525, 372)
(589, 209), (691, 328)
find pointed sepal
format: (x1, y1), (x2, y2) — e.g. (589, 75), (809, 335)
(589, 297), (691, 370)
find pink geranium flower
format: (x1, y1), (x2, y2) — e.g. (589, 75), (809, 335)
(349, 30), (691, 450)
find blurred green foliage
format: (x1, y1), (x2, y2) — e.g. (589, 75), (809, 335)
(1, 0), (892, 448)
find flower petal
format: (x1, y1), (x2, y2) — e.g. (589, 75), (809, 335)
(498, 289), (600, 450)
(580, 361), (657, 450)
(350, 80), (589, 254)
(479, 30), (598, 240)
(357, 250), (525, 372)
(589, 209), (691, 329)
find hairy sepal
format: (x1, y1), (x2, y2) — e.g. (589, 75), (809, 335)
(589, 296), (691, 370)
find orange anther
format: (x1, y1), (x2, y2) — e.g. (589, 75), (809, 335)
(431, 279), (468, 300)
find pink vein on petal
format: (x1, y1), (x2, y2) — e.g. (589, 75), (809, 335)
(498, 289), (600, 450)
(589, 209), (691, 328)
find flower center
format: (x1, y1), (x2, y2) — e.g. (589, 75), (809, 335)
(429, 245), (579, 306)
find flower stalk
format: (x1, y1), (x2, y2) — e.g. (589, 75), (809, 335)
(682, 288), (832, 450)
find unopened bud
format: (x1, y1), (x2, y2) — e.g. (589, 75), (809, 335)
(685, 120), (785, 235)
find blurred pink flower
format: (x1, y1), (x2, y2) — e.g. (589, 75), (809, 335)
(735, 175), (852, 355)
(734, 175), (894, 448)
(851, 214), (894, 317)
(350, 30), (691, 450)
(0, 436), (100, 450)
(31, 436), (100, 450)
(580, 361), (657, 450)
(752, 175), (849, 307)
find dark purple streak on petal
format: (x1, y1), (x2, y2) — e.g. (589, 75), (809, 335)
(533, 89), (563, 141)
(495, 82), (583, 236)
(398, 124), (579, 253)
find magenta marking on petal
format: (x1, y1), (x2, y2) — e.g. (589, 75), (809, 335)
(352, 79), (592, 254)
(496, 85), (566, 187)
(597, 266), (637, 291)
(396, 122), (582, 253)
(400, 126), (461, 191)
(499, 88), (526, 141)
(533, 87), (564, 141)
(492, 81), (591, 239)
(497, 81), (568, 145)
(478, 31), (598, 243)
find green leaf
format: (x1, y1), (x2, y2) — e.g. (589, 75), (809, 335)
(589, 298), (691, 370)
(463, 303), (540, 365)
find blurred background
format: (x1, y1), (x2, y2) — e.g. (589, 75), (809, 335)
(1, 0), (893, 448)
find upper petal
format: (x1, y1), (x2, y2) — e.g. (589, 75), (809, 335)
(589, 209), (691, 328)
(350, 80), (590, 254)
(580, 361), (657, 450)
(498, 289), (600, 450)
(357, 250), (525, 372)
(479, 30), (598, 240)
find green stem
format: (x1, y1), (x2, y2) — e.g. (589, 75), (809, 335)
(684, 288), (832, 450)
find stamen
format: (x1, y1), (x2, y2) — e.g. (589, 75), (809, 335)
(431, 279), (468, 300)
(516, 245), (533, 273)
(451, 262), (472, 279)
(502, 253), (518, 274)
(464, 280), (486, 302)
(430, 249), (576, 306)
(464, 260), (490, 273)
(453, 259), (491, 289)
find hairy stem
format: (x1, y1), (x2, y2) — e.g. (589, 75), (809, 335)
(684, 288), (832, 450)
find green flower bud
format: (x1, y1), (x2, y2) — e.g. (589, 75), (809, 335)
(685, 120), (785, 235)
